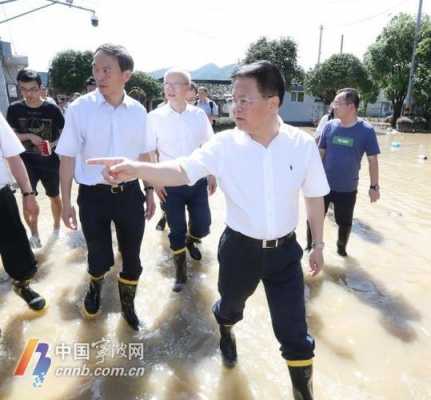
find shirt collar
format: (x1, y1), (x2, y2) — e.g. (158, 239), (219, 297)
(95, 88), (132, 108)
(166, 102), (192, 114)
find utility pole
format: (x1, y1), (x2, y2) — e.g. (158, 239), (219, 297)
(340, 34), (344, 54)
(404, 0), (423, 114)
(317, 25), (323, 66)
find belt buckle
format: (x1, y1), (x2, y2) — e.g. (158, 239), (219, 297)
(110, 184), (124, 194)
(262, 239), (278, 249)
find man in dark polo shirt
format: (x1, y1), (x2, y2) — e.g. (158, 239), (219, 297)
(7, 69), (64, 248)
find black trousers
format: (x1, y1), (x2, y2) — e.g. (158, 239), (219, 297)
(0, 186), (37, 281)
(213, 227), (315, 361)
(324, 190), (357, 227)
(164, 178), (211, 251)
(77, 181), (145, 281)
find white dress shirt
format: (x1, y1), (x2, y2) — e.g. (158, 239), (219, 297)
(180, 124), (330, 240)
(148, 103), (213, 162)
(56, 89), (155, 185)
(0, 113), (24, 189)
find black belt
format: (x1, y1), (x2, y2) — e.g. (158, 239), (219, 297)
(227, 227), (295, 249)
(79, 180), (139, 194)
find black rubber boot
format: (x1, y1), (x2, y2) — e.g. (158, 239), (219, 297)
(173, 252), (187, 292)
(156, 214), (167, 231)
(118, 279), (141, 331)
(288, 365), (313, 400)
(337, 225), (351, 257)
(305, 221), (312, 251)
(13, 280), (46, 311)
(186, 235), (202, 260)
(219, 324), (237, 368)
(82, 277), (104, 318)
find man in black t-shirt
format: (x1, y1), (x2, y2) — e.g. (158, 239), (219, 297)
(7, 69), (65, 248)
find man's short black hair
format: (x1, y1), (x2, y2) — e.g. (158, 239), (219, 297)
(16, 68), (42, 87)
(94, 43), (134, 72)
(231, 61), (285, 106)
(337, 88), (360, 110)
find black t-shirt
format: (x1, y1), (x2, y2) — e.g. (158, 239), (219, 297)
(6, 100), (65, 154)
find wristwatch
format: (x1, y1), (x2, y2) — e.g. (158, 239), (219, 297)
(369, 184), (380, 191)
(144, 186), (154, 192)
(311, 240), (325, 250)
(22, 191), (36, 197)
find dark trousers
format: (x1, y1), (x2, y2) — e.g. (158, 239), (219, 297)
(77, 181), (145, 281)
(0, 186), (37, 281)
(164, 178), (211, 251)
(213, 227), (314, 361)
(324, 190), (357, 227)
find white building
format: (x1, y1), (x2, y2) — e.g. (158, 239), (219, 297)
(279, 84), (325, 125)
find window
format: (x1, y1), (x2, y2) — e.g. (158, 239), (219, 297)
(290, 91), (304, 103)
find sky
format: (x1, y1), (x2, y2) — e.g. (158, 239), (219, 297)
(0, 0), (430, 74)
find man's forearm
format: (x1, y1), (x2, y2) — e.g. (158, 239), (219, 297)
(139, 151), (156, 187)
(136, 161), (189, 187)
(368, 156), (379, 186)
(60, 156), (75, 206)
(6, 155), (33, 193)
(305, 196), (325, 242)
(16, 133), (31, 142)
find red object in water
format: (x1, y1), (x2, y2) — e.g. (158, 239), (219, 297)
(38, 140), (51, 156)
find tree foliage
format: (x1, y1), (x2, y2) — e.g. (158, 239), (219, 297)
(243, 37), (303, 89)
(125, 71), (162, 102)
(364, 13), (431, 126)
(50, 50), (93, 95)
(304, 54), (375, 105)
(414, 22), (431, 127)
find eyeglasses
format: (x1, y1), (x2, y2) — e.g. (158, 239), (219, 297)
(231, 95), (273, 108)
(163, 82), (188, 88)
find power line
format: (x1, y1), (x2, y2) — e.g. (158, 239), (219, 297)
(336, 0), (412, 28)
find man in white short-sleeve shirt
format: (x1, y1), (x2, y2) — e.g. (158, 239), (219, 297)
(0, 113), (47, 312)
(56, 43), (156, 331)
(88, 61), (329, 398)
(148, 68), (216, 292)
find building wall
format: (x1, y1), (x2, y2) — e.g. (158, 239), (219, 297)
(0, 41), (28, 115)
(279, 89), (325, 124)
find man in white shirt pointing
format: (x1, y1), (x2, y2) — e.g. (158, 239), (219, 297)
(88, 61), (329, 399)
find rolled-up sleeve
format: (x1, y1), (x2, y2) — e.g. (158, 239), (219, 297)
(55, 106), (82, 157)
(179, 134), (224, 185)
(302, 141), (330, 197)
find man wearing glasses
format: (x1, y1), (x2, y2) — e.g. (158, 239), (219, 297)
(88, 61), (329, 399)
(148, 69), (216, 292)
(318, 88), (380, 257)
(7, 69), (65, 248)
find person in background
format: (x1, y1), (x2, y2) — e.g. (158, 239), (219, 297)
(148, 68), (216, 292)
(197, 86), (218, 128)
(7, 69), (65, 248)
(318, 88), (380, 257)
(85, 76), (97, 93)
(155, 80), (200, 232)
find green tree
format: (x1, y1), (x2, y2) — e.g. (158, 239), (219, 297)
(304, 53), (375, 106)
(125, 71), (162, 107)
(414, 23), (431, 128)
(364, 13), (431, 126)
(243, 37), (302, 89)
(50, 50), (93, 95)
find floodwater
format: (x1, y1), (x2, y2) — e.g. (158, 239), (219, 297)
(0, 129), (430, 400)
